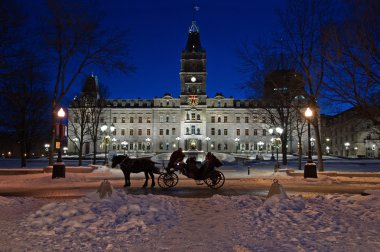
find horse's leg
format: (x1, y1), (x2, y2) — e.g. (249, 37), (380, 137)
(142, 171), (148, 187)
(127, 172), (131, 187)
(121, 167), (128, 187)
(149, 170), (155, 187)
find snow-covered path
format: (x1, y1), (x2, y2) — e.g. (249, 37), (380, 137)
(1, 188), (380, 251)
(151, 196), (244, 251)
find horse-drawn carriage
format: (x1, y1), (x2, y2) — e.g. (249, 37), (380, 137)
(111, 152), (225, 189)
(158, 155), (225, 189)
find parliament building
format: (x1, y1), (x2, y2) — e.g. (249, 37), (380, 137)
(67, 20), (310, 157)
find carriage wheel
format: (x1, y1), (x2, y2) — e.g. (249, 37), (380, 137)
(205, 170), (225, 189)
(158, 172), (179, 188)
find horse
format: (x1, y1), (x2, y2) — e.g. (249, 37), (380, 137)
(111, 155), (160, 188)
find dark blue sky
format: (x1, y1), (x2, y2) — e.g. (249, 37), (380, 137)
(94, 0), (285, 99)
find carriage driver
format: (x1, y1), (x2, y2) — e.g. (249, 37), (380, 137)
(167, 148), (185, 172)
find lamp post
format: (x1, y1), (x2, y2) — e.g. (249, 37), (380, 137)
(44, 144), (50, 156)
(234, 137), (240, 153)
(111, 138), (117, 154)
(205, 136), (210, 152)
(176, 137), (181, 149)
(121, 141), (128, 155)
(63, 147), (68, 156)
(52, 107), (66, 178)
(310, 137), (315, 156)
(344, 142), (350, 157)
(73, 137), (79, 156)
(145, 138), (151, 152)
(101, 123), (115, 166)
(270, 138), (275, 161)
(325, 138), (330, 155)
(304, 107), (317, 178)
(257, 141), (264, 160)
(269, 127), (283, 171)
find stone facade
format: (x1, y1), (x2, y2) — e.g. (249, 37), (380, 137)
(321, 109), (380, 158)
(67, 20), (311, 157)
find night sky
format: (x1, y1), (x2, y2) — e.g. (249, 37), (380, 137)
(92, 0), (285, 100)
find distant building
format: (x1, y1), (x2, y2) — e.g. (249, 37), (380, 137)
(67, 20), (310, 157)
(321, 108), (380, 158)
(263, 69), (307, 102)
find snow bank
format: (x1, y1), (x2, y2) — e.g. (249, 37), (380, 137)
(1, 190), (379, 251)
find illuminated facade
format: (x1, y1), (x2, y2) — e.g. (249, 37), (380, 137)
(321, 109), (380, 158)
(68, 20), (308, 156)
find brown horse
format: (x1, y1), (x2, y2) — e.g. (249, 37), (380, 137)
(111, 155), (160, 188)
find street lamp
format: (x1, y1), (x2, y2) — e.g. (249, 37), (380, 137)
(310, 137), (315, 156)
(325, 138), (330, 155)
(101, 123), (115, 166)
(344, 142), (350, 157)
(205, 136), (210, 152)
(73, 137), (79, 155)
(145, 138), (151, 152)
(63, 147), (68, 156)
(304, 107), (317, 178)
(257, 141), (264, 157)
(176, 137), (181, 149)
(121, 141), (128, 155)
(305, 108), (313, 162)
(234, 137), (240, 153)
(269, 127), (283, 171)
(52, 107), (66, 178)
(111, 138), (117, 153)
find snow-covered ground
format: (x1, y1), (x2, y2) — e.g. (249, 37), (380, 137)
(1, 181), (380, 251)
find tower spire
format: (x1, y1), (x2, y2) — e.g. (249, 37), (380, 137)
(192, 4), (200, 21)
(189, 5), (200, 33)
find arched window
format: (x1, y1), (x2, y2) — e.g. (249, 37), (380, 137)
(197, 114), (200, 120)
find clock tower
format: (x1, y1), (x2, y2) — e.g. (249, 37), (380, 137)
(180, 20), (207, 105)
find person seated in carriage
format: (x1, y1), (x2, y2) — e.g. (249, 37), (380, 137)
(167, 148), (185, 172)
(198, 152), (220, 179)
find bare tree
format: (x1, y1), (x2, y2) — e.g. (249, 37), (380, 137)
(238, 40), (305, 166)
(0, 53), (50, 167)
(68, 95), (92, 166)
(87, 82), (109, 165)
(278, 0), (334, 171)
(291, 100), (308, 170)
(43, 0), (133, 165)
(323, 0), (380, 129)
(0, 0), (25, 76)
(0, 1), (50, 166)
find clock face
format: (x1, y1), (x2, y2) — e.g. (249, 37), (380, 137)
(191, 76), (196, 82)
